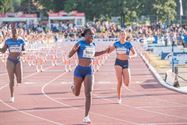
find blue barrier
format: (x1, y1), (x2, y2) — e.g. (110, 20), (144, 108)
(161, 52), (187, 60)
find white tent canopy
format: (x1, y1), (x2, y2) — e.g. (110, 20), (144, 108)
(0, 12), (38, 25)
(48, 10), (85, 27)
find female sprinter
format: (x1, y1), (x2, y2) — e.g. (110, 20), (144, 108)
(68, 28), (109, 123)
(0, 27), (25, 103)
(108, 30), (137, 104)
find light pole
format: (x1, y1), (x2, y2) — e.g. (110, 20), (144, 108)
(171, 35), (176, 73)
(169, 0), (183, 87)
(171, 35), (179, 87)
(179, 0), (183, 25)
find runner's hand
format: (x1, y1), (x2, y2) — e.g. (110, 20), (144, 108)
(106, 46), (111, 53)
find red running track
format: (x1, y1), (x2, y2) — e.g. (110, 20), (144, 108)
(0, 53), (187, 125)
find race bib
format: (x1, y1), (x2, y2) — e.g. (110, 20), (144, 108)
(9, 45), (22, 53)
(116, 47), (128, 54)
(83, 47), (95, 58)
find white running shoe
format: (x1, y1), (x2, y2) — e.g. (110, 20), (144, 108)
(118, 99), (122, 104)
(10, 97), (15, 103)
(36, 68), (40, 72)
(83, 115), (91, 123)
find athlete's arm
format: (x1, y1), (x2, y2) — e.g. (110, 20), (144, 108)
(68, 43), (80, 58)
(20, 39), (26, 55)
(21, 45), (26, 55)
(129, 47), (137, 59)
(0, 43), (8, 53)
(95, 44), (116, 57)
(22, 44), (25, 51)
(95, 48), (108, 57)
(108, 45), (115, 53)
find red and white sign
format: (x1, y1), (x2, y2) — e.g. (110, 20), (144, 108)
(0, 12), (37, 18)
(48, 10), (85, 17)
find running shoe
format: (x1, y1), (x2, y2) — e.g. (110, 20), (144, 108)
(10, 97), (14, 103)
(118, 99), (122, 104)
(83, 115), (91, 123)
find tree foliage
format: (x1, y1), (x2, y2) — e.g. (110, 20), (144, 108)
(153, 0), (176, 22)
(0, 0), (12, 13)
(0, 0), (183, 23)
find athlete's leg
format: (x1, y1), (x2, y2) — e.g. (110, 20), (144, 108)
(15, 62), (22, 84)
(72, 76), (84, 96)
(122, 68), (131, 87)
(6, 59), (15, 98)
(84, 75), (94, 117)
(72, 65), (85, 96)
(115, 65), (123, 100)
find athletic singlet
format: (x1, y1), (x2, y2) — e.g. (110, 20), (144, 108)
(113, 41), (132, 55)
(5, 38), (25, 53)
(77, 40), (96, 59)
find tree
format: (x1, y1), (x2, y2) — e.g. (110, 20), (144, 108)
(0, 0), (12, 13)
(1, 0), (178, 24)
(12, 0), (22, 12)
(34, 0), (65, 12)
(153, 0), (176, 23)
(14, 0), (38, 13)
(64, 0), (77, 12)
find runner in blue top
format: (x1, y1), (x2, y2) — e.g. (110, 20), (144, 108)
(108, 30), (137, 104)
(68, 28), (109, 123)
(182, 31), (187, 47)
(0, 27), (25, 103)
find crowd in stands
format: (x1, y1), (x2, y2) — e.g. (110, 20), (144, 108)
(1, 21), (187, 50)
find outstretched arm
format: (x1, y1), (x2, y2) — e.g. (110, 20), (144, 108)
(95, 45), (115, 57)
(95, 48), (108, 57)
(107, 45), (115, 53)
(68, 43), (80, 58)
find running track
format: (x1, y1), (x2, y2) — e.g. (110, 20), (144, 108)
(0, 52), (187, 125)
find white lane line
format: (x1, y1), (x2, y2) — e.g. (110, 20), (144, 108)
(0, 100), (63, 125)
(0, 73), (7, 76)
(136, 105), (187, 109)
(0, 66), (53, 89)
(60, 81), (72, 85)
(93, 91), (187, 124)
(41, 72), (78, 109)
(0, 84), (8, 90)
(42, 73), (139, 125)
(24, 82), (37, 85)
(125, 86), (187, 120)
(59, 81), (112, 85)
(135, 81), (142, 84)
(157, 122), (187, 125)
(97, 81), (112, 84)
(0, 66), (64, 125)
(54, 97), (84, 100)
(92, 85), (187, 122)
(125, 85), (187, 107)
